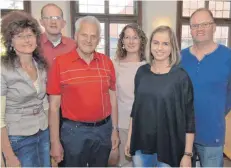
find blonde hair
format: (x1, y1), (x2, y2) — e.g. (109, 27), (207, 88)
(147, 25), (181, 66)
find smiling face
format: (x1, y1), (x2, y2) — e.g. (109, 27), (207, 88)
(122, 28), (141, 54)
(75, 21), (100, 55)
(40, 5), (65, 36)
(151, 31), (172, 64)
(12, 28), (37, 56)
(190, 10), (216, 44)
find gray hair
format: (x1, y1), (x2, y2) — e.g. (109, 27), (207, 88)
(75, 16), (101, 36)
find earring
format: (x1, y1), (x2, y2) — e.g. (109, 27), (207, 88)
(122, 45), (125, 49)
(10, 46), (14, 51)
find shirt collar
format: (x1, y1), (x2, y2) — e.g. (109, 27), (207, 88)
(41, 33), (67, 45)
(72, 49), (100, 62)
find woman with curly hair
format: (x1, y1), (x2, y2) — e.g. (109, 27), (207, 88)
(1, 11), (50, 167)
(109, 23), (147, 167)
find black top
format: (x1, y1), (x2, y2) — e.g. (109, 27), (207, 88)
(130, 64), (195, 167)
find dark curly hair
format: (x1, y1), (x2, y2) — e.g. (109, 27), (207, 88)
(116, 23), (147, 61)
(1, 11), (47, 70)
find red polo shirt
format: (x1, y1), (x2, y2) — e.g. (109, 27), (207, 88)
(47, 49), (116, 122)
(40, 33), (76, 67)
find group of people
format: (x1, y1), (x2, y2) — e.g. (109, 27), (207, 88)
(1, 3), (230, 168)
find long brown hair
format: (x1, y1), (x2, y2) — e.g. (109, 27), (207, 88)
(116, 23), (147, 61)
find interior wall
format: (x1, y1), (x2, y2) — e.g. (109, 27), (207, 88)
(142, 1), (178, 39)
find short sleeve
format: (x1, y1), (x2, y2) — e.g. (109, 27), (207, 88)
(46, 58), (61, 95)
(109, 59), (116, 91)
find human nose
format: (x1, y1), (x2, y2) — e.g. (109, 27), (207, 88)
(50, 18), (57, 23)
(128, 37), (135, 43)
(23, 35), (31, 41)
(157, 44), (163, 50)
(197, 24), (206, 30)
(86, 36), (91, 42)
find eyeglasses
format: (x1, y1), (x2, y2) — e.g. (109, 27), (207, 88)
(190, 22), (214, 30)
(14, 34), (36, 41)
(42, 16), (63, 21)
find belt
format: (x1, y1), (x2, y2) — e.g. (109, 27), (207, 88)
(63, 115), (111, 127)
(7, 105), (44, 116)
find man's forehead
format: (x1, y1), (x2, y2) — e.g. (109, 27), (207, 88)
(43, 6), (62, 15)
(79, 23), (99, 33)
(191, 11), (213, 23)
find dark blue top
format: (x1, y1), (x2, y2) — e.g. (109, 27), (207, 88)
(130, 64), (195, 166)
(181, 44), (231, 146)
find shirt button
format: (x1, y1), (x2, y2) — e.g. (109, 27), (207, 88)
(215, 139), (219, 143)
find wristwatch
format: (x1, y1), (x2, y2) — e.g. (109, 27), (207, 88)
(112, 126), (119, 132)
(184, 152), (193, 157)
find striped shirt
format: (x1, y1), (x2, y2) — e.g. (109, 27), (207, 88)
(47, 49), (116, 122)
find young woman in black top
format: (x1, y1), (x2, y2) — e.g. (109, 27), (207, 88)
(124, 26), (195, 167)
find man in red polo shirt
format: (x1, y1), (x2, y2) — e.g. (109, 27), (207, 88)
(47, 16), (120, 167)
(40, 3), (76, 67)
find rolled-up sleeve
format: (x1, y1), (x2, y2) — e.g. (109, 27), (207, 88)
(1, 96), (6, 128)
(47, 58), (61, 95)
(1, 67), (7, 128)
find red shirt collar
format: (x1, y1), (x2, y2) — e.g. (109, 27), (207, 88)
(41, 33), (67, 45)
(72, 49), (100, 62)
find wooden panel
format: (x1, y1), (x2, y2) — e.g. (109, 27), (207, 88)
(224, 111), (231, 160)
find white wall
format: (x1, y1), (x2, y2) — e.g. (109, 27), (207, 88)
(31, 1), (178, 38)
(142, 1), (178, 38)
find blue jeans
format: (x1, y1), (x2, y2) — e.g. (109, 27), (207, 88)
(195, 143), (223, 167)
(132, 150), (171, 167)
(60, 118), (112, 167)
(8, 129), (50, 167)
